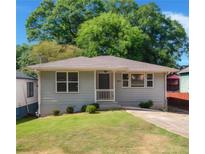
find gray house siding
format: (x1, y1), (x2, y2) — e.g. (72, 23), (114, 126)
(39, 71), (166, 115)
(115, 73), (166, 109)
(40, 71), (95, 115)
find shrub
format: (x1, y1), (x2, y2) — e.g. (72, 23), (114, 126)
(91, 103), (99, 109)
(66, 106), (74, 113)
(86, 105), (96, 114)
(81, 104), (87, 112)
(139, 100), (153, 108)
(53, 110), (60, 116)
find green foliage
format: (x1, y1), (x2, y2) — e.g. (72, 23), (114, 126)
(81, 105), (87, 112)
(66, 106), (74, 113)
(53, 110), (60, 116)
(77, 13), (148, 58)
(25, 0), (188, 67)
(90, 103), (100, 109)
(16, 44), (37, 78)
(86, 105), (97, 114)
(16, 44), (33, 69)
(131, 3), (188, 66)
(26, 0), (106, 44)
(26, 0), (55, 42)
(31, 41), (82, 63)
(139, 100), (153, 108)
(105, 0), (138, 15)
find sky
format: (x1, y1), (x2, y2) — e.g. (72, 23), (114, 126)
(16, 0), (189, 65)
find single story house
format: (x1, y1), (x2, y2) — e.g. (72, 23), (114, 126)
(167, 74), (179, 92)
(16, 71), (38, 119)
(29, 56), (177, 116)
(179, 67), (189, 93)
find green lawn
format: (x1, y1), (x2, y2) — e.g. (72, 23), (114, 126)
(16, 111), (188, 154)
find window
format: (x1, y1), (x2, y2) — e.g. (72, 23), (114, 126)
(56, 72), (67, 92)
(27, 82), (34, 97)
(122, 73), (129, 87)
(56, 72), (79, 93)
(146, 73), (154, 87)
(68, 72), (78, 92)
(131, 74), (144, 87)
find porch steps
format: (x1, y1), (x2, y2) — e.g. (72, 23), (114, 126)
(99, 102), (122, 110)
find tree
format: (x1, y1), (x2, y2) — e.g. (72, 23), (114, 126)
(16, 44), (33, 69)
(105, 0), (138, 15)
(76, 13), (148, 59)
(130, 3), (188, 66)
(30, 41), (82, 63)
(26, 0), (106, 44)
(26, 0), (188, 67)
(25, 0), (55, 42)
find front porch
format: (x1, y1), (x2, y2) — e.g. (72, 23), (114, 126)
(94, 70), (116, 102)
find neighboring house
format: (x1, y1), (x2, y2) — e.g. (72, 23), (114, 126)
(29, 56), (177, 116)
(179, 67), (189, 93)
(16, 71), (38, 119)
(167, 74), (179, 92)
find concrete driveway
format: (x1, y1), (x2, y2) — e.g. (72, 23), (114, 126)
(127, 110), (189, 138)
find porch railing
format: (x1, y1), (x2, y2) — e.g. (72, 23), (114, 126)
(96, 89), (114, 101)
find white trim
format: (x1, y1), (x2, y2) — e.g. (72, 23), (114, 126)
(37, 71), (41, 115)
(121, 72), (155, 88)
(122, 73), (129, 88)
(146, 73), (154, 88)
(96, 89), (115, 101)
(94, 70), (96, 102)
(95, 70), (115, 102)
(113, 71), (116, 102)
(96, 89), (114, 91)
(164, 72), (168, 110)
(55, 71), (79, 93)
(130, 73), (145, 88)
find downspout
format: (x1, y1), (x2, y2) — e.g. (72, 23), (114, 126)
(94, 70), (96, 103)
(37, 71), (41, 117)
(164, 72), (168, 111)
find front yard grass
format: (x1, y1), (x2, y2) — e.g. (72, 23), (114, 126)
(16, 111), (188, 154)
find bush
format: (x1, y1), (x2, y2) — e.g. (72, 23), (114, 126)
(53, 110), (60, 116)
(139, 100), (153, 108)
(81, 105), (87, 112)
(66, 106), (74, 113)
(86, 105), (96, 114)
(91, 103), (99, 109)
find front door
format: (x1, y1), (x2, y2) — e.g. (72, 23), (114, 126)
(99, 73), (110, 89)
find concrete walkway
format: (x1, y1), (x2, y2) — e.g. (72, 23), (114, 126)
(127, 110), (189, 138)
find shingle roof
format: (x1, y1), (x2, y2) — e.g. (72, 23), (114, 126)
(28, 56), (178, 72)
(16, 70), (37, 80)
(179, 67), (189, 74)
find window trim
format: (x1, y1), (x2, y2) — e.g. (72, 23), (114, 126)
(55, 71), (79, 93)
(122, 73), (129, 88)
(146, 73), (154, 88)
(121, 72), (154, 88)
(27, 82), (34, 98)
(130, 73), (145, 88)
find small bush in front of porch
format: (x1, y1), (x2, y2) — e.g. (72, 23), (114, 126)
(86, 105), (96, 114)
(139, 100), (153, 108)
(66, 106), (74, 113)
(81, 105), (87, 112)
(53, 110), (60, 116)
(91, 103), (99, 109)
